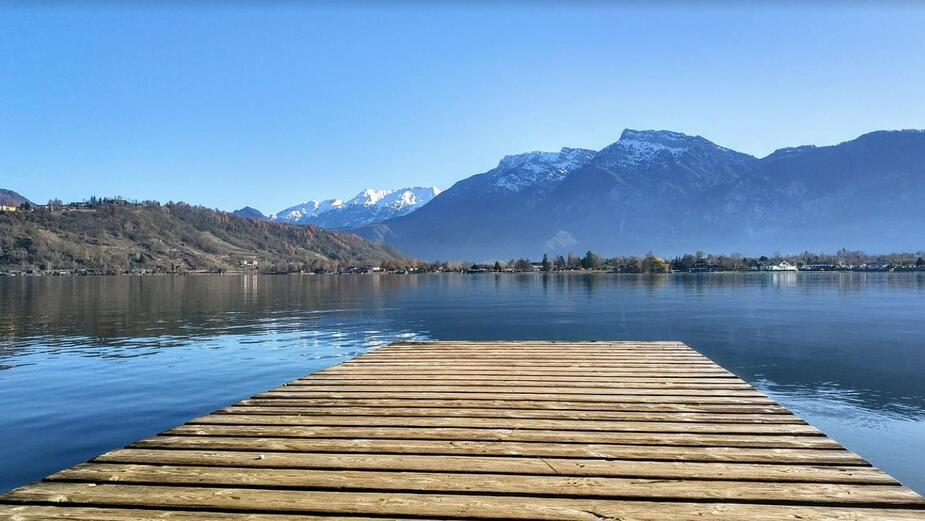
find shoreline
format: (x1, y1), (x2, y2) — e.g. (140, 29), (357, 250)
(2, 268), (922, 278)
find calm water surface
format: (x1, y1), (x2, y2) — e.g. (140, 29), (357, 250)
(1, 272), (923, 493)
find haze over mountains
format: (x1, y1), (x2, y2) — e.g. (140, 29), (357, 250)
(348, 129), (925, 261)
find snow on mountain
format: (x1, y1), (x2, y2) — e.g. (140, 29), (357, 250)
(378, 187), (441, 212)
(607, 130), (691, 167)
(271, 198), (347, 222)
(346, 188), (392, 208)
(271, 186), (440, 228)
(594, 129), (743, 169)
(353, 128), (925, 261)
(491, 147), (596, 191)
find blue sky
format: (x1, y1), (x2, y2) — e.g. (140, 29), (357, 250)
(2, 3), (924, 213)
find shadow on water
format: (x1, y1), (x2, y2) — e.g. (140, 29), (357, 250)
(0, 272), (923, 493)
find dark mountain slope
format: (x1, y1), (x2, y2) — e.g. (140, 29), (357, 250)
(357, 148), (595, 260)
(756, 129), (925, 252)
(539, 130), (777, 255)
(0, 189), (31, 207)
(353, 129), (925, 260)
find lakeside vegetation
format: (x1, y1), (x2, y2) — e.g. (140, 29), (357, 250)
(457, 250), (925, 274)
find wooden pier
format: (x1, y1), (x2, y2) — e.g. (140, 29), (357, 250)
(2, 340), (924, 520)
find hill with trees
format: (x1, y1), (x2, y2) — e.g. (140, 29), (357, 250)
(0, 189), (31, 207)
(0, 199), (406, 274)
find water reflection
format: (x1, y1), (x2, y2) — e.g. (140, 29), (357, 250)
(0, 272), (923, 493)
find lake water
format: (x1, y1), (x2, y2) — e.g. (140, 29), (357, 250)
(0, 272), (923, 494)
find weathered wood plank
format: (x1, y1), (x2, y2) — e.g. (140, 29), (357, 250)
(354, 354), (714, 361)
(239, 398), (790, 413)
(132, 436), (870, 465)
(225, 405), (802, 423)
(165, 424), (841, 449)
(257, 391), (777, 404)
(189, 413), (823, 435)
(46, 463), (924, 506)
(287, 381), (757, 390)
(340, 361), (722, 368)
(303, 375), (742, 383)
(0, 506), (417, 521)
(5, 483), (925, 520)
(319, 368), (736, 376)
(94, 448), (896, 484)
(277, 385), (764, 396)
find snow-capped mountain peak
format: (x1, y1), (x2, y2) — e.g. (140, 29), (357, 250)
(607, 129), (695, 167)
(595, 129), (741, 169)
(492, 147), (596, 191)
(348, 188), (392, 207)
(270, 198), (344, 222)
(271, 186), (440, 228)
(379, 187), (442, 212)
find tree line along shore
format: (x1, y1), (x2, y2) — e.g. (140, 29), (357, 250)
(1, 200), (922, 276)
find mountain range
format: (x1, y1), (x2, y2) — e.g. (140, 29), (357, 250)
(348, 129), (925, 260)
(8, 129), (924, 264)
(236, 187), (440, 229)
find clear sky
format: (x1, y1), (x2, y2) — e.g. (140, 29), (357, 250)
(2, 2), (924, 213)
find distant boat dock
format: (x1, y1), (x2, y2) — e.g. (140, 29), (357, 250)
(2, 340), (924, 520)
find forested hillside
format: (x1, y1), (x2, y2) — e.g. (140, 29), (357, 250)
(0, 201), (405, 274)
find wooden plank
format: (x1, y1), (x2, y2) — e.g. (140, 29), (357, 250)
(189, 413), (823, 435)
(132, 436), (870, 465)
(45, 463), (924, 506)
(257, 391), (777, 404)
(95, 448), (897, 484)
(165, 424), (841, 449)
(303, 375), (743, 383)
(339, 361), (722, 368)
(341, 357), (721, 364)
(277, 384), (763, 395)
(5, 483), (925, 520)
(0, 506), (428, 521)
(239, 398), (791, 413)
(369, 354), (710, 359)
(318, 368), (736, 377)
(288, 381), (756, 390)
(225, 405), (803, 423)
(354, 355), (715, 361)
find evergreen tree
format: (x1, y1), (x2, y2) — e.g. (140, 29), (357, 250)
(581, 250), (604, 270)
(541, 254), (551, 271)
